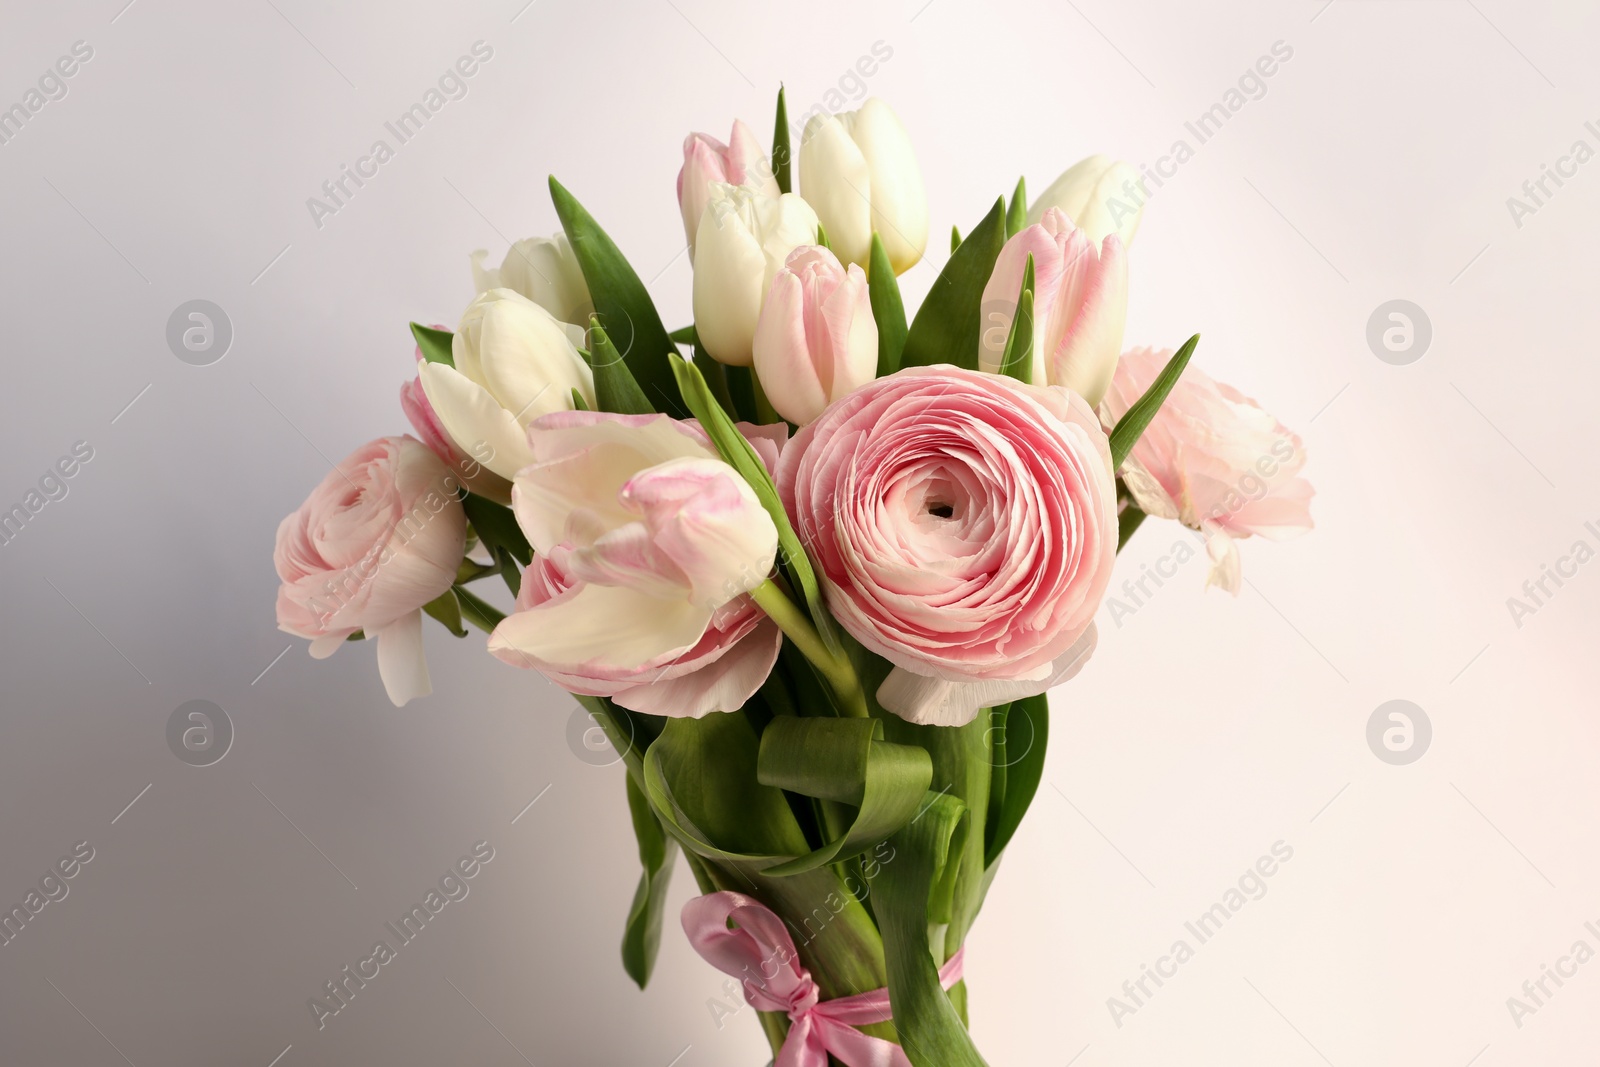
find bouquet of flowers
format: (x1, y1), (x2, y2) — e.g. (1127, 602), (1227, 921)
(272, 88), (1312, 1065)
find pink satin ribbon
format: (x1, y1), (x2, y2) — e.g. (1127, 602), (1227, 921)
(682, 891), (965, 1067)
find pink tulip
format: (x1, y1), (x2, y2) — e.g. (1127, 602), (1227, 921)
(400, 336), (512, 502)
(1100, 348), (1314, 593)
(488, 411), (785, 718)
(752, 245), (878, 425)
(274, 436), (468, 706)
(979, 207), (1127, 406)
(777, 366), (1118, 725)
(677, 119), (780, 257)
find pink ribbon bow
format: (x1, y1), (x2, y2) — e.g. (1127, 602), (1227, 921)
(682, 891), (965, 1067)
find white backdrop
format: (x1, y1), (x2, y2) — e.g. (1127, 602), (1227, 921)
(2, 0), (1597, 1064)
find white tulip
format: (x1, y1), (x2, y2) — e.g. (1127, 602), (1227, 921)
(1027, 154), (1144, 248)
(469, 232), (594, 327)
(420, 288), (595, 482)
(691, 183), (819, 367)
(799, 98), (927, 274)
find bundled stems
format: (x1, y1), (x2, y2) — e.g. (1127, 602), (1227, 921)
(749, 579), (869, 717)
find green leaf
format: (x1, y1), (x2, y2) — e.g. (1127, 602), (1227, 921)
(410, 323), (454, 367)
(461, 493), (531, 566)
(493, 546), (521, 598)
(868, 232), (908, 377)
(422, 589), (466, 636)
(1005, 175), (1027, 237)
(693, 349), (739, 421)
(668, 324), (697, 345)
(586, 315), (655, 415)
(816, 222), (832, 251)
(721, 363), (758, 424)
(902, 198), (1007, 371)
(548, 176), (685, 417)
(571, 387), (590, 411)
(876, 792), (987, 1067)
(772, 85), (792, 195)
(1117, 505), (1148, 550)
(621, 773), (678, 989)
(949, 225), (961, 253)
(983, 694), (1048, 866)
(756, 718), (932, 876)
(668, 354), (843, 657)
(455, 557), (498, 584)
(997, 255), (1034, 383)
(1109, 334), (1199, 470)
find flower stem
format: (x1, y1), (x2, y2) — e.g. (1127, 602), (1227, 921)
(750, 580), (868, 717)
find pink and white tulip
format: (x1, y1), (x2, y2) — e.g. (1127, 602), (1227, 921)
(979, 207), (1128, 406)
(752, 245), (878, 425)
(489, 412), (785, 717)
(1100, 348), (1314, 593)
(678, 119), (779, 258)
(274, 436), (468, 706)
(777, 366), (1117, 726)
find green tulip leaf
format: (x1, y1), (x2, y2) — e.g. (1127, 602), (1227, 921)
(621, 772), (678, 989)
(461, 493), (531, 566)
(997, 255), (1034, 384)
(876, 791), (987, 1067)
(421, 588), (466, 637)
(1006, 176), (1027, 237)
(755, 717), (932, 877)
(586, 315), (655, 416)
(548, 176), (685, 417)
(1109, 334), (1199, 470)
(410, 323), (454, 367)
(772, 84), (792, 195)
(868, 232), (908, 377)
(983, 694), (1048, 867)
(902, 198), (1007, 371)
(452, 584), (505, 631)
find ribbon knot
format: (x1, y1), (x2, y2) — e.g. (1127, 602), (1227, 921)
(683, 891), (964, 1067)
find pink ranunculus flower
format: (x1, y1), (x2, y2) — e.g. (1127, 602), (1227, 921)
(488, 411), (785, 718)
(752, 244), (878, 425)
(401, 336), (513, 503)
(1100, 347), (1314, 594)
(777, 365), (1118, 726)
(677, 119), (780, 259)
(978, 206), (1128, 406)
(274, 436), (468, 706)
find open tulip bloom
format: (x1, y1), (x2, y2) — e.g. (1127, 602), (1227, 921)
(271, 88), (1313, 1065)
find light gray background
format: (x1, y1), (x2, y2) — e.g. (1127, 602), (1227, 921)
(2, 0), (1597, 1064)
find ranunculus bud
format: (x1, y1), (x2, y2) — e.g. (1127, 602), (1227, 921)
(799, 98), (927, 274)
(419, 288), (594, 482)
(274, 436), (468, 706)
(691, 183), (819, 367)
(751, 245), (878, 425)
(1027, 154), (1144, 248)
(979, 207), (1127, 406)
(1100, 347), (1314, 593)
(489, 411), (786, 718)
(677, 119), (780, 259)
(469, 232), (594, 327)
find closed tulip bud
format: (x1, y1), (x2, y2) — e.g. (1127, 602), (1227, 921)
(979, 208), (1127, 406)
(752, 245), (877, 425)
(691, 183), (819, 367)
(419, 288), (595, 482)
(799, 98), (927, 273)
(677, 120), (779, 259)
(1027, 154), (1144, 248)
(469, 231), (594, 327)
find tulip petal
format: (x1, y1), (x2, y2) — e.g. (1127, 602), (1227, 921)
(419, 361), (536, 481)
(488, 580), (713, 673)
(846, 98), (928, 272)
(613, 618), (781, 718)
(799, 114), (873, 267)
